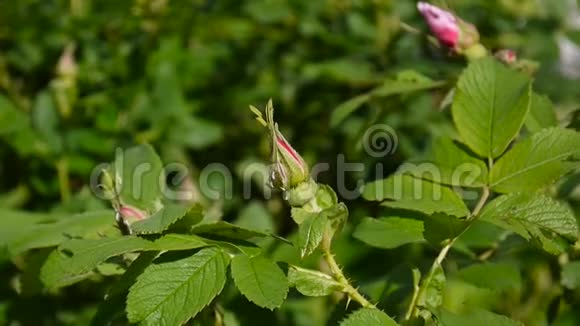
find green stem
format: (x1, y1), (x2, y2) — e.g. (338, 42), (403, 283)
(321, 231), (376, 309)
(306, 194), (375, 308)
(399, 21), (421, 35)
(57, 158), (71, 203)
(405, 186), (490, 320)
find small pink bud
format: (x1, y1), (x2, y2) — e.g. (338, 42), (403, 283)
(250, 100), (318, 207)
(269, 117), (309, 190)
(57, 44), (78, 78)
(250, 100), (310, 191)
(495, 49), (517, 65)
(417, 2), (460, 48)
(118, 205), (146, 223)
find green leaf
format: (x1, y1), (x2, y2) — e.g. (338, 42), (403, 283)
(168, 116), (223, 150)
(113, 144), (165, 213)
(297, 213), (327, 258)
(314, 184), (339, 210)
(302, 59), (378, 85)
(418, 264), (445, 310)
(209, 239), (263, 258)
(330, 70), (445, 127)
(423, 214), (467, 246)
(6, 210), (117, 257)
(130, 204), (200, 234)
(92, 252), (158, 326)
(32, 91), (62, 154)
(230, 254), (288, 309)
(0, 95), (29, 134)
(0, 95), (39, 156)
(127, 247), (229, 325)
(451, 57), (531, 159)
(525, 93), (557, 132)
(490, 128), (580, 193)
(455, 262), (521, 291)
(363, 174), (469, 217)
(191, 221), (268, 240)
(323, 202), (348, 238)
(456, 221), (505, 249)
(561, 261), (580, 289)
(290, 185), (341, 226)
(66, 129), (115, 156)
(41, 237), (145, 290)
(374, 70), (444, 94)
(0, 210), (62, 254)
(330, 94), (371, 128)
(435, 308), (523, 326)
(287, 265), (342, 297)
(340, 308), (398, 326)
(235, 201), (275, 233)
(291, 206), (312, 225)
(480, 193), (578, 254)
(353, 217), (424, 249)
(19, 248), (53, 296)
(41, 234), (207, 289)
(144, 234), (207, 250)
(403, 137), (488, 187)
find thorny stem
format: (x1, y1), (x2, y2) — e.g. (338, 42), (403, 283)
(306, 195), (376, 309)
(321, 231), (376, 309)
(405, 186), (491, 320)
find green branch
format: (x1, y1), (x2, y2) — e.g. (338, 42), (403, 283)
(405, 186), (491, 320)
(306, 194), (376, 309)
(321, 230), (376, 309)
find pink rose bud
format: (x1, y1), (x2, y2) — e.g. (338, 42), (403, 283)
(57, 44), (78, 78)
(250, 100), (319, 207)
(250, 100), (310, 191)
(417, 2), (460, 48)
(118, 205), (147, 224)
(417, 2), (480, 53)
(266, 103), (310, 190)
(495, 49), (517, 65)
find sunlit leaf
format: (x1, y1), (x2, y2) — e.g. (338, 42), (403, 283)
(230, 254), (288, 309)
(127, 247), (229, 325)
(363, 174), (469, 217)
(452, 58), (531, 159)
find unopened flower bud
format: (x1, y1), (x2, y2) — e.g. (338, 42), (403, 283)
(250, 100), (313, 194)
(417, 2), (480, 53)
(417, 2), (459, 48)
(495, 49), (518, 65)
(259, 100), (310, 191)
(118, 205), (146, 224)
(57, 44), (78, 78)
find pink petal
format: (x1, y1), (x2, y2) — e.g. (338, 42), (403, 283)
(417, 2), (460, 47)
(119, 206), (146, 221)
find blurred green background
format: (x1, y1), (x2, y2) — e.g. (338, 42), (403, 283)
(1, 0), (580, 325)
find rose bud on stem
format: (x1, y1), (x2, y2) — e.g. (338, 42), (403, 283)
(250, 100), (376, 309)
(494, 49), (539, 75)
(99, 168), (147, 235)
(417, 2), (486, 60)
(250, 99), (318, 207)
(495, 49), (517, 65)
